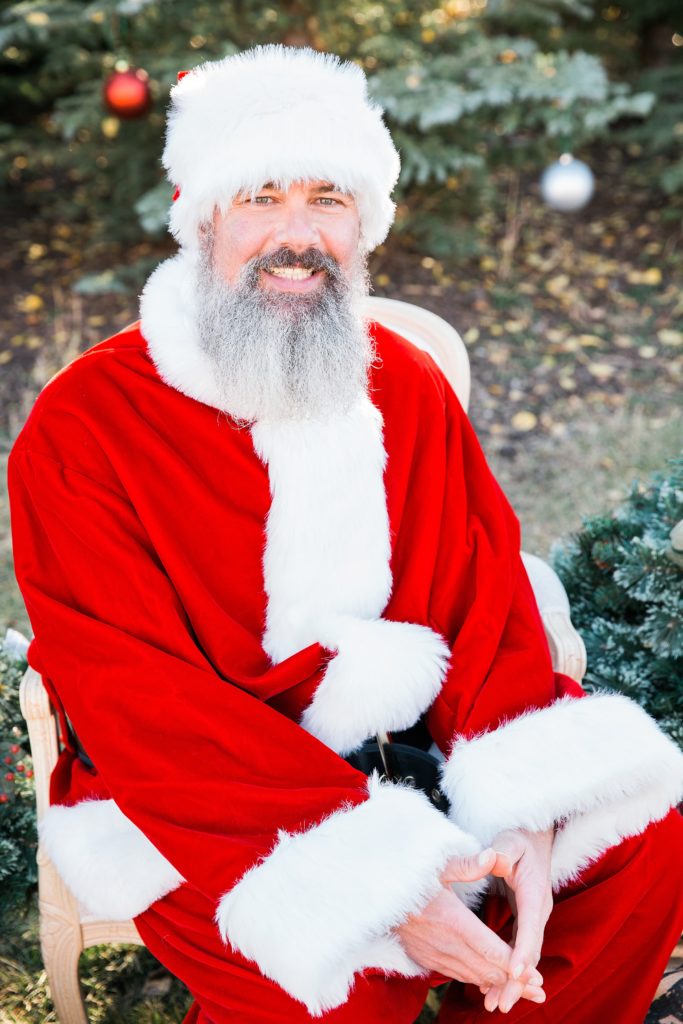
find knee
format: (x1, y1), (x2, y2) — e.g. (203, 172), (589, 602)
(641, 806), (683, 887)
(562, 806), (683, 896)
(610, 806), (683, 896)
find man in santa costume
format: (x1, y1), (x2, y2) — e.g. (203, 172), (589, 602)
(8, 44), (683, 1024)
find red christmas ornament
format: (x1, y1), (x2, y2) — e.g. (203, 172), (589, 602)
(0, 794), (8, 804)
(3, 756), (12, 765)
(103, 66), (151, 119)
(10, 744), (19, 753)
(25, 770), (34, 778)
(5, 773), (14, 782)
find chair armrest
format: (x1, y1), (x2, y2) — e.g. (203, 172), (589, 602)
(521, 551), (587, 684)
(19, 664), (53, 722)
(19, 666), (60, 820)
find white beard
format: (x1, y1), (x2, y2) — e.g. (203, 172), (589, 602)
(194, 239), (375, 424)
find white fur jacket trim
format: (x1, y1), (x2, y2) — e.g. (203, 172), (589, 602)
(39, 798), (185, 920)
(252, 402), (450, 755)
(215, 773), (486, 1017)
(439, 691), (683, 888)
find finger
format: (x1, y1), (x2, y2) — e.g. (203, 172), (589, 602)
(490, 978), (523, 1014)
(488, 831), (526, 879)
(431, 953), (508, 988)
(485, 981), (546, 1014)
(451, 900), (514, 975)
(509, 893), (548, 981)
(490, 850), (516, 878)
(441, 848), (497, 884)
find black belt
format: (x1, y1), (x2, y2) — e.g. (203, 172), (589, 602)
(344, 715), (450, 815)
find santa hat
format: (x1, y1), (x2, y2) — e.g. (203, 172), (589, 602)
(162, 44), (401, 255)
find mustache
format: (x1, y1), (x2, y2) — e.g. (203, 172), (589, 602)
(241, 247), (345, 286)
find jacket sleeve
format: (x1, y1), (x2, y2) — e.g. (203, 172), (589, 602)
(8, 441), (483, 1017)
(426, 384), (683, 890)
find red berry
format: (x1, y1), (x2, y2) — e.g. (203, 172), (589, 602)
(0, 794), (8, 804)
(10, 745), (20, 754)
(5, 773), (14, 782)
(16, 763), (25, 772)
(3, 756), (12, 765)
(26, 770), (34, 778)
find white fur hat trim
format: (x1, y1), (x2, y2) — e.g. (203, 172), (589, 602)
(163, 44), (401, 254)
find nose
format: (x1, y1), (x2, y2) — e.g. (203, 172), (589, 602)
(272, 202), (321, 252)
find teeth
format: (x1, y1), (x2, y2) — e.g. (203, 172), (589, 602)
(266, 267), (316, 279)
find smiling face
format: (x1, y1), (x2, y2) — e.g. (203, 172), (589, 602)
(209, 178), (362, 296)
(193, 179), (373, 425)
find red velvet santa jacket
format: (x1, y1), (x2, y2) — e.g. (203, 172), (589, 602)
(8, 252), (683, 1018)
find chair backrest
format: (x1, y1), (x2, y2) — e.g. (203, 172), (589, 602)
(363, 296), (471, 412)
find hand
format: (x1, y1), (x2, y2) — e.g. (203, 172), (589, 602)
(395, 849), (545, 1000)
(481, 827), (555, 1014)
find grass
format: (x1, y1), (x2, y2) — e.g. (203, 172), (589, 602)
(0, 900), (190, 1024)
(486, 400), (683, 561)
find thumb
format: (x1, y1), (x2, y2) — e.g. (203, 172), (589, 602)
(440, 847), (497, 884)
(488, 831), (525, 878)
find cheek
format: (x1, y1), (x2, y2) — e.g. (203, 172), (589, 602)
(328, 218), (361, 267)
(212, 218), (268, 284)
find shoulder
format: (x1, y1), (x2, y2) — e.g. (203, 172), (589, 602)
(367, 319), (468, 433)
(9, 321), (154, 480)
(369, 320), (448, 396)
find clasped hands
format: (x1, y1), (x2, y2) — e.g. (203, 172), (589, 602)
(396, 826), (555, 1015)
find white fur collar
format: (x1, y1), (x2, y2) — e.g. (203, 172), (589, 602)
(252, 404), (451, 755)
(140, 250), (227, 412)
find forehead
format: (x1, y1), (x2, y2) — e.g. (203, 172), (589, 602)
(240, 179), (354, 198)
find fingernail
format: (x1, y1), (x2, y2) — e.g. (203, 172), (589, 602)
(478, 848), (494, 865)
(531, 992), (546, 1003)
(511, 963), (524, 979)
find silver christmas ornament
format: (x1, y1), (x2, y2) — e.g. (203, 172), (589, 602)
(540, 154), (595, 212)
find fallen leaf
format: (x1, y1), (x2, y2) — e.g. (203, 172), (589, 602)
(657, 329), (683, 347)
(16, 293), (44, 313)
(511, 410), (537, 431)
(546, 275), (570, 297)
(627, 268), (662, 285)
(587, 362), (615, 379)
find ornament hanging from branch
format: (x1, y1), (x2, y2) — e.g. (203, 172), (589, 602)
(540, 154), (595, 212)
(103, 62), (151, 119)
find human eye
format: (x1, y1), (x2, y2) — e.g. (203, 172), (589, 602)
(316, 196), (342, 206)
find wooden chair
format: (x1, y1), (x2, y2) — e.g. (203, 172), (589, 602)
(20, 667), (144, 1024)
(18, 296), (587, 1023)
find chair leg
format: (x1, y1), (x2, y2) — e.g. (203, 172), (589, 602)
(40, 907), (88, 1024)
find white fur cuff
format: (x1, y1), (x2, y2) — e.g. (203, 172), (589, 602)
(300, 615), (451, 755)
(39, 799), (185, 919)
(215, 773), (485, 1017)
(440, 692), (683, 889)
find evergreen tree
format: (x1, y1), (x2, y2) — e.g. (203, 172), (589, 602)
(0, 0), (656, 265)
(0, 643), (37, 923)
(551, 455), (683, 748)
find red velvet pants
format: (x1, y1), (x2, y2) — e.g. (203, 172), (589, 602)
(134, 808), (683, 1024)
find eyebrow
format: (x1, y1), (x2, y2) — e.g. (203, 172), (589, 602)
(260, 181), (352, 197)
